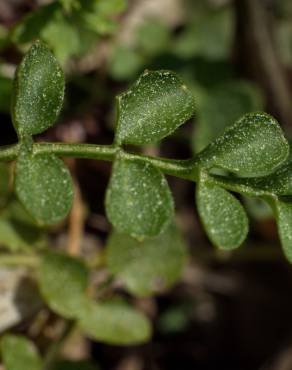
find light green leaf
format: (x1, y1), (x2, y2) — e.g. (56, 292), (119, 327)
(106, 225), (187, 296)
(1, 335), (42, 370)
(196, 175), (248, 249)
(11, 3), (59, 44)
(38, 251), (89, 318)
(60, 0), (80, 12)
(115, 70), (195, 145)
(109, 46), (144, 81)
(12, 41), (64, 137)
(15, 145), (73, 225)
(136, 19), (170, 56)
(198, 112), (289, 177)
(106, 156), (174, 239)
(174, 6), (233, 60)
(41, 10), (82, 64)
(78, 299), (152, 345)
(274, 199), (292, 262)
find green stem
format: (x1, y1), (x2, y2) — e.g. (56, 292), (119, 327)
(0, 142), (273, 193)
(0, 142), (199, 181)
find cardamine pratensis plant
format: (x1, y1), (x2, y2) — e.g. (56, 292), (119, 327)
(0, 41), (292, 364)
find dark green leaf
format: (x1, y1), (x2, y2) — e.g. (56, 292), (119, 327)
(198, 112), (289, 177)
(106, 225), (187, 296)
(106, 156), (174, 239)
(78, 299), (152, 345)
(15, 145), (73, 225)
(274, 199), (292, 262)
(12, 41), (64, 137)
(0, 199), (45, 251)
(196, 175), (248, 249)
(1, 335), (42, 370)
(38, 251), (89, 318)
(193, 81), (263, 153)
(115, 70), (195, 145)
(251, 159), (292, 196)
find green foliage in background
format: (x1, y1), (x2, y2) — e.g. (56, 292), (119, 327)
(10, 0), (127, 65)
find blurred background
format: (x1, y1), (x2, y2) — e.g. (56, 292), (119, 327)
(1, 0), (292, 369)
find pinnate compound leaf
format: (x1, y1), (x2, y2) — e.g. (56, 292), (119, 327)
(1, 335), (42, 370)
(196, 176), (248, 249)
(78, 299), (152, 345)
(12, 41), (64, 137)
(106, 156), (174, 239)
(15, 147), (73, 225)
(115, 70), (195, 145)
(198, 112), (289, 177)
(38, 252), (89, 318)
(274, 199), (292, 262)
(106, 225), (187, 297)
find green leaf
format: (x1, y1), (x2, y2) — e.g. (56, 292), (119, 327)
(38, 251), (89, 318)
(136, 20), (170, 56)
(196, 175), (248, 249)
(109, 46), (144, 81)
(115, 70), (195, 145)
(11, 3), (59, 44)
(1, 335), (42, 370)
(193, 81), (263, 153)
(174, 6), (233, 60)
(78, 299), (152, 345)
(198, 112), (289, 177)
(12, 41), (64, 137)
(41, 10), (83, 64)
(251, 159), (292, 196)
(15, 145), (73, 225)
(106, 225), (187, 297)
(106, 156), (174, 239)
(274, 199), (292, 262)
(0, 199), (45, 251)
